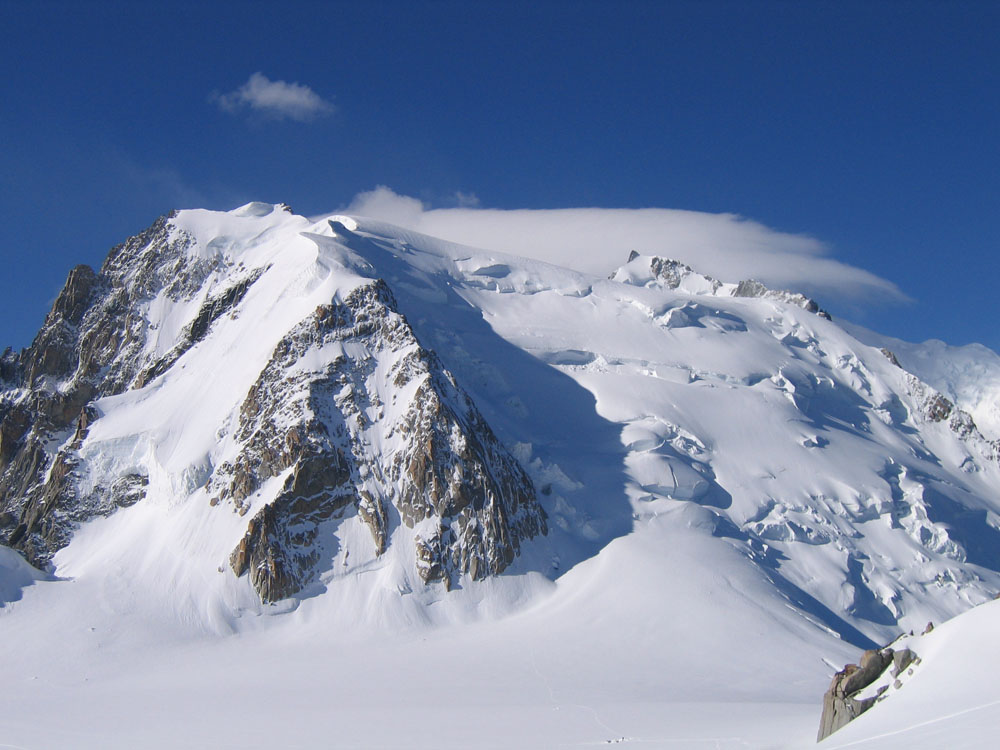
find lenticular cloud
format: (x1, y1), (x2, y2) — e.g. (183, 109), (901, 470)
(345, 186), (904, 306)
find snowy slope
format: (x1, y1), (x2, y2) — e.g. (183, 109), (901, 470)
(324, 215), (1000, 643)
(846, 324), (1000, 442)
(821, 598), (1000, 749)
(2, 203), (1000, 747)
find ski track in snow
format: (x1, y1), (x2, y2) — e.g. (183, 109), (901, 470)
(828, 697), (1000, 745)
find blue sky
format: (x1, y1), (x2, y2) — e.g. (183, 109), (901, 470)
(1, 0), (997, 353)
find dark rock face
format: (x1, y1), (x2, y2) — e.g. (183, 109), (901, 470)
(228, 463), (354, 604)
(817, 645), (919, 741)
(1, 213), (545, 602)
(217, 280), (546, 601)
(0, 214), (226, 566)
(880, 348), (902, 368)
(0, 404), (30, 472)
(0, 347), (19, 384)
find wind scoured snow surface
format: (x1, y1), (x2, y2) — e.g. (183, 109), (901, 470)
(2, 203), (1000, 748)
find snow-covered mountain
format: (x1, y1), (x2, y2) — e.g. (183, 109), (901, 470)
(1, 202), (999, 748)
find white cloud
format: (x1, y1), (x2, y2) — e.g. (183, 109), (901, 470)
(343, 187), (906, 307)
(213, 72), (333, 122)
(346, 186), (426, 226)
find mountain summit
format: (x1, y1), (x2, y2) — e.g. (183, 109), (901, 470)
(2, 202), (1000, 747)
(0, 204), (549, 604)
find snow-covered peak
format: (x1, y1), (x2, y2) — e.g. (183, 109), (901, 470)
(167, 202), (310, 261)
(3, 203), (1000, 748)
(2, 206), (988, 636)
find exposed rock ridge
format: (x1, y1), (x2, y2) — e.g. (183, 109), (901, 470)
(732, 278), (832, 319)
(877, 345), (999, 466)
(903, 372), (999, 461)
(216, 278), (547, 602)
(818, 644), (918, 741)
(0, 214), (247, 566)
(612, 254), (831, 319)
(648, 257), (722, 292)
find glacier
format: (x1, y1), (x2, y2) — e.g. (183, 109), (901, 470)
(1, 202), (999, 748)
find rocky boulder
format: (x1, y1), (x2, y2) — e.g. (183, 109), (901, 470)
(818, 645), (918, 741)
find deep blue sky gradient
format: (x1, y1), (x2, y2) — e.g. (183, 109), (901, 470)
(1, 0), (997, 351)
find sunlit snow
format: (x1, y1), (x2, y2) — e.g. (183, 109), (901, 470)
(2, 203), (998, 748)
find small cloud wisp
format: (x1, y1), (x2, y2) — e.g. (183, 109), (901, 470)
(213, 72), (333, 122)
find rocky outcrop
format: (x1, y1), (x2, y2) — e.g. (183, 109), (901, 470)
(818, 648), (892, 741)
(228, 453), (356, 603)
(879, 349), (998, 462)
(613, 255), (722, 294)
(0, 347), (19, 384)
(217, 279), (546, 601)
(879, 347), (902, 368)
(0, 213), (216, 566)
(732, 279), (831, 319)
(0, 404), (30, 472)
(21, 265), (98, 387)
(1, 208), (546, 601)
(648, 258), (722, 292)
(612, 255), (831, 319)
(905, 373), (997, 453)
(817, 645), (918, 741)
